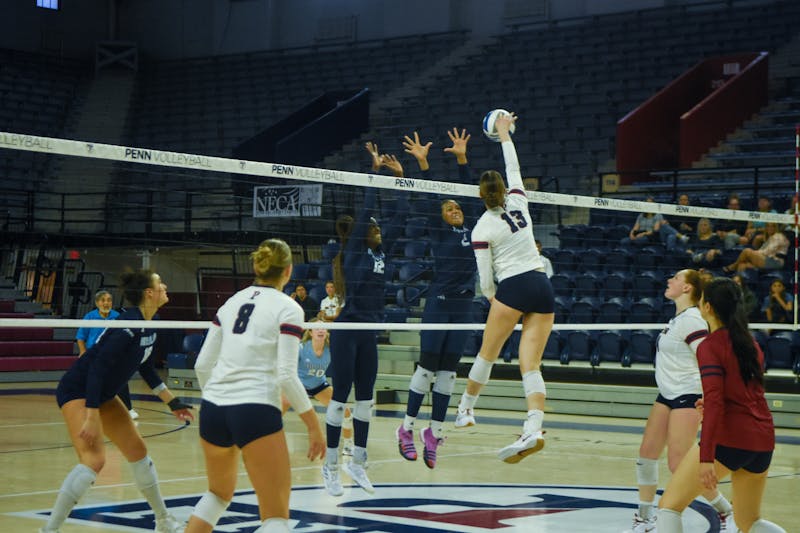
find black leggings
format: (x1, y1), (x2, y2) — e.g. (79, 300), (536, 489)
(329, 329), (378, 403)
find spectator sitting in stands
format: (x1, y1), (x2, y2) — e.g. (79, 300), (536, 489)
(658, 194), (694, 251)
(723, 222), (788, 273)
(761, 278), (793, 328)
(715, 193), (749, 249)
(743, 195), (776, 249)
(783, 195), (798, 233)
(731, 273), (758, 321)
(684, 218), (723, 267)
(318, 280), (342, 322)
(291, 282), (319, 322)
(620, 196), (665, 247)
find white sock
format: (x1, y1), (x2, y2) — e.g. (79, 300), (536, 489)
(657, 508), (683, 533)
(525, 409), (544, 433)
(255, 517), (290, 532)
(403, 415), (415, 431)
(638, 500), (655, 520)
(459, 392), (478, 411)
(708, 492), (733, 515)
(130, 456), (168, 519)
(45, 464), (97, 530)
(431, 420), (444, 439)
(325, 448), (339, 466)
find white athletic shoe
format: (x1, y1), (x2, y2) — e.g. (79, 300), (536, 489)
(630, 512), (657, 533)
(154, 514), (184, 533)
(129, 409), (140, 420)
(454, 408), (475, 428)
(343, 461), (374, 494)
(322, 463), (344, 497)
(497, 430), (545, 463)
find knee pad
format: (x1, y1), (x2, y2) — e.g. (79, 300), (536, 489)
(409, 366), (434, 395)
(468, 355), (493, 385)
(325, 400), (346, 427)
(192, 491), (230, 527)
(130, 456), (158, 490)
(656, 508), (683, 533)
(353, 399), (372, 423)
(522, 370), (546, 397)
(432, 371), (456, 396)
(636, 457), (659, 486)
(750, 519), (788, 533)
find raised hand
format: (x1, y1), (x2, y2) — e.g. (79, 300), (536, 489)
(494, 112), (517, 140)
(444, 127), (470, 164)
(402, 131), (432, 171)
(365, 142), (382, 171)
(381, 154), (404, 177)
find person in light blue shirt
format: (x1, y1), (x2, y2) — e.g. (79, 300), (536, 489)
(75, 290), (137, 419)
(281, 318), (353, 454)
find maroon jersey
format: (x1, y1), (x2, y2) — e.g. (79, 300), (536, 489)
(697, 329), (775, 463)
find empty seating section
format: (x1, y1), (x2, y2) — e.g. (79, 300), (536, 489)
(0, 299), (76, 372)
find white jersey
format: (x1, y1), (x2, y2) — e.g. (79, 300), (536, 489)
(655, 306), (708, 399)
(194, 285), (312, 414)
(320, 295), (340, 318)
(471, 140), (544, 299)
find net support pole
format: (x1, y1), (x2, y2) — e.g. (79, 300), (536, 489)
(794, 124), (799, 326)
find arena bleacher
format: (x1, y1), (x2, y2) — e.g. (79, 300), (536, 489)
(1, 0), (800, 385)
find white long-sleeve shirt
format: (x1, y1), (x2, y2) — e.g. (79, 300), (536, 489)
(470, 140), (544, 299)
(195, 285), (312, 414)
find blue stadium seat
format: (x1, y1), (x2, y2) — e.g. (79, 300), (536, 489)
(563, 330), (593, 364)
(554, 295), (573, 323)
(558, 225), (585, 249)
(765, 332), (796, 371)
(630, 297), (661, 324)
(291, 263), (310, 281)
(591, 330), (625, 366)
(404, 216), (428, 238)
(396, 286), (423, 308)
(603, 270), (632, 298)
(309, 284), (327, 304)
(633, 271), (663, 298)
(549, 272), (576, 297)
(569, 298), (598, 324)
(321, 241), (340, 260)
(398, 261), (429, 283)
(575, 248), (605, 271)
(575, 270), (604, 298)
(605, 248), (632, 272)
(543, 330), (563, 362)
(404, 239), (430, 259)
(316, 263), (333, 282)
(598, 298), (627, 324)
(553, 249), (577, 271)
(622, 330), (657, 366)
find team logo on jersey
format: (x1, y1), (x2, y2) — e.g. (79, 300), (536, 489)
(15, 483), (725, 532)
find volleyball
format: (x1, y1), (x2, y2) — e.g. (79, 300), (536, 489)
(482, 108), (515, 142)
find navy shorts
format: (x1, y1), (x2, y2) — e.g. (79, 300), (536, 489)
(656, 393), (702, 410)
(494, 270), (554, 314)
(715, 444), (773, 474)
(199, 400), (283, 448)
(420, 292), (473, 369)
(306, 382), (330, 397)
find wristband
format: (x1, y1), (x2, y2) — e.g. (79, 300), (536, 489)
(168, 398), (193, 411)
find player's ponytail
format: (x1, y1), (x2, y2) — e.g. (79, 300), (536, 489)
(251, 239), (292, 283)
(703, 278), (763, 385)
(479, 170), (506, 209)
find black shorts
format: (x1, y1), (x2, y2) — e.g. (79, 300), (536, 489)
(199, 400), (283, 449)
(655, 393), (702, 410)
(494, 270), (555, 314)
(306, 382), (330, 397)
(715, 444), (773, 474)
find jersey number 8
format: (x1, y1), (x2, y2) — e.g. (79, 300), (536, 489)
(233, 303), (255, 333)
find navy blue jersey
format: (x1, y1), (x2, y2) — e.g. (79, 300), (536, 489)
(337, 187), (406, 323)
(421, 164), (477, 297)
(58, 307), (163, 408)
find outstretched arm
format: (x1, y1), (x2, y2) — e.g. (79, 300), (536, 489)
(495, 113), (524, 192)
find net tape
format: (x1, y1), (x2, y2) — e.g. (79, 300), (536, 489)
(0, 130), (793, 224)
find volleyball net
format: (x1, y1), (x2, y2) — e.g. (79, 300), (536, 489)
(0, 129), (798, 369)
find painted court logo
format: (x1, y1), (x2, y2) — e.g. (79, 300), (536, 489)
(14, 483), (724, 532)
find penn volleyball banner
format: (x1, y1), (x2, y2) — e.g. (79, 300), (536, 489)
(253, 184), (323, 217)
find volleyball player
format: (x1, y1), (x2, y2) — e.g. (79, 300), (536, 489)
(454, 112), (555, 463)
(281, 318), (353, 456)
(41, 270), (192, 533)
(322, 142), (406, 496)
(631, 269), (732, 533)
(186, 239), (325, 533)
(395, 128), (477, 469)
(658, 278), (785, 533)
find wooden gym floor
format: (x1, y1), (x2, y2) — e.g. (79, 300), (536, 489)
(0, 380), (797, 532)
